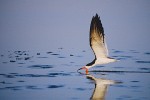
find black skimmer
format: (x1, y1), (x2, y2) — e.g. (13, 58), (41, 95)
(78, 14), (118, 74)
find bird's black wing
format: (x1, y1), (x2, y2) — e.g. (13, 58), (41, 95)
(90, 14), (108, 59)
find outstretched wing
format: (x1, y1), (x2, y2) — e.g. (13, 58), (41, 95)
(90, 14), (108, 59)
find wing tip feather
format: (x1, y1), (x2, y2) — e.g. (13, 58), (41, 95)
(90, 13), (105, 43)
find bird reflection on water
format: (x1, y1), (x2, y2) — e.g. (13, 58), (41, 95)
(86, 74), (121, 100)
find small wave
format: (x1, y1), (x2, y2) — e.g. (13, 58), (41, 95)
(136, 61), (150, 63)
(47, 85), (64, 89)
(28, 65), (53, 69)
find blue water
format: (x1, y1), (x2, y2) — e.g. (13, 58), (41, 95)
(0, 49), (150, 100)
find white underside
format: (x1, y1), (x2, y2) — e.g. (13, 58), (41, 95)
(86, 57), (117, 69)
(96, 57), (116, 64)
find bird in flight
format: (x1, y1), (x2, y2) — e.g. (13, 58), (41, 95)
(78, 14), (118, 74)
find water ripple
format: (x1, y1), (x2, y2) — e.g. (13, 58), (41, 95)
(75, 88), (87, 91)
(0, 72), (71, 78)
(37, 56), (48, 58)
(47, 85), (65, 89)
(144, 52), (150, 55)
(46, 51), (53, 54)
(28, 65), (53, 69)
(16, 74), (55, 77)
(58, 56), (66, 58)
(136, 61), (150, 63)
(139, 68), (150, 71)
(113, 50), (124, 53)
(130, 81), (139, 83)
(48, 73), (71, 77)
(0, 86), (22, 90)
(26, 85), (42, 90)
(51, 53), (59, 55)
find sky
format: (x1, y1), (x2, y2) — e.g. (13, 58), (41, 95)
(0, 0), (150, 51)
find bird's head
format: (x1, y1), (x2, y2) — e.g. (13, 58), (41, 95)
(77, 66), (89, 74)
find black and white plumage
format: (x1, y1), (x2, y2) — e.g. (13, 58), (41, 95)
(90, 14), (107, 59)
(78, 14), (117, 74)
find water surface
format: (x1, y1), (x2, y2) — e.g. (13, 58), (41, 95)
(0, 49), (150, 100)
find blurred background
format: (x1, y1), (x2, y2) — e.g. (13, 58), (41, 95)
(0, 0), (150, 51)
